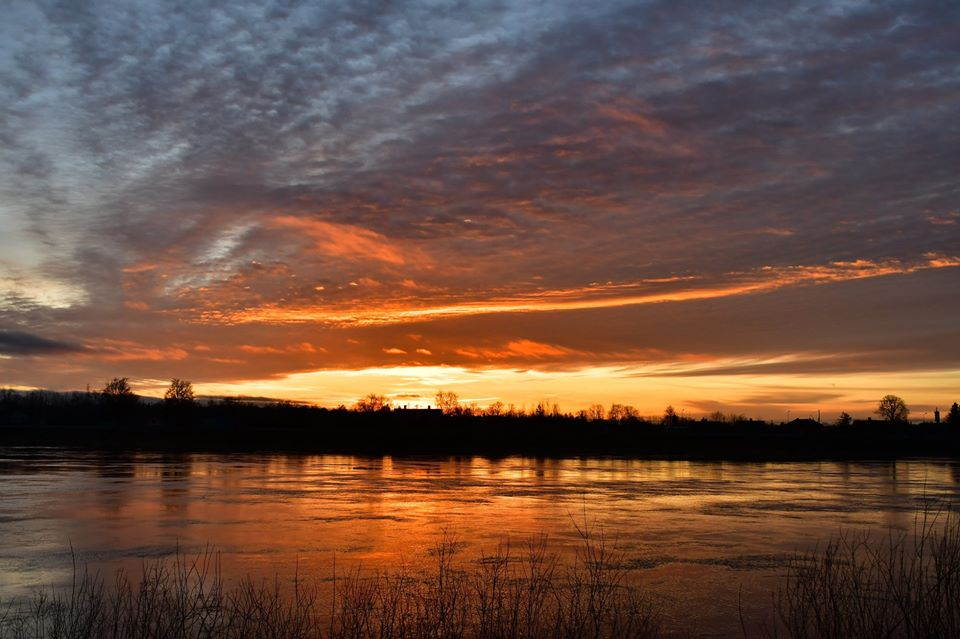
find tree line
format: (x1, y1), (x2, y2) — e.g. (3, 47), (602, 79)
(9, 379), (960, 427)
(355, 390), (960, 426)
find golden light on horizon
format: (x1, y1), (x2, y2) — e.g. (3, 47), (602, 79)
(127, 364), (959, 422)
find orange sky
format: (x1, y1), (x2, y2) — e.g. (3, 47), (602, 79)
(4, 257), (957, 420)
(1, 1), (959, 420)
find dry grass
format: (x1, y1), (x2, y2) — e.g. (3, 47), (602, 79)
(10, 505), (960, 639)
(0, 526), (658, 639)
(764, 502), (960, 639)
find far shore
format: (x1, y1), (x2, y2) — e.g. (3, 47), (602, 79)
(2, 396), (958, 460)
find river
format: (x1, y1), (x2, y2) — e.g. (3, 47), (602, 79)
(1, 449), (958, 637)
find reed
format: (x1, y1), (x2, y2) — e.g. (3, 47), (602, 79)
(0, 527), (658, 639)
(10, 506), (960, 639)
(764, 502), (960, 639)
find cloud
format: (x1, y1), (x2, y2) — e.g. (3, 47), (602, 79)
(87, 340), (189, 362)
(736, 391), (846, 406)
(197, 254), (960, 326)
(267, 216), (424, 266)
(239, 345), (285, 355)
(0, 330), (83, 356)
(0, 269), (88, 311)
(456, 340), (580, 361)
(0, 0), (957, 414)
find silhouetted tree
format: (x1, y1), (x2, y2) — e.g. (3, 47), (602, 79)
(662, 405), (679, 426)
(532, 401), (548, 418)
(835, 411), (852, 427)
(608, 404), (639, 422)
(706, 410), (746, 423)
(948, 402), (960, 426)
(0, 388), (16, 406)
(586, 404), (605, 421)
(435, 390), (460, 415)
(355, 394), (389, 412)
(485, 401), (504, 417)
(102, 377), (133, 396)
(100, 377), (137, 409)
(164, 378), (194, 404)
(876, 395), (909, 423)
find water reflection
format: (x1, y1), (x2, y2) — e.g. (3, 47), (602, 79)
(1, 450), (958, 637)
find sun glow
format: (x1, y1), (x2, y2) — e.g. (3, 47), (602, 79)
(172, 363), (960, 421)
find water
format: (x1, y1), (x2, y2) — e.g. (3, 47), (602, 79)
(1, 448), (958, 637)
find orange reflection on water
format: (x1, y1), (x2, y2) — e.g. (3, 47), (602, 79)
(2, 453), (959, 637)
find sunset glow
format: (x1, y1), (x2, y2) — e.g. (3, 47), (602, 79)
(2, 1), (958, 419)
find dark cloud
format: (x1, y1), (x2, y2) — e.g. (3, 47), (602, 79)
(0, 330), (83, 356)
(0, 0), (957, 408)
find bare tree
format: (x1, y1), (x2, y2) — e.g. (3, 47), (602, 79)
(435, 390), (460, 415)
(608, 404), (639, 422)
(586, 404), (605, 421)
(662, 405), (678, 426)
(102, 377), (133, 396)
(875, 395), (909, 423)
(355, 394), (389, 412)
(485, 400), (504, 416)
(532, 401), (548, 417)
(100, 377), (137, 406)
(164, 378), (194, 404)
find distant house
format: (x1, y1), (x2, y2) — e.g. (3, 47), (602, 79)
(786, 418), (822, 429)
(395, 406), (442, 415)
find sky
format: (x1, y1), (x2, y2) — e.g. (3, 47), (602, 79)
(1, 0), (958, 420)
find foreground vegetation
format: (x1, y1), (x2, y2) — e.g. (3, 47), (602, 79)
(766, 504), (960, 639)
(0, 529), (658, 639)
(3, 508), (960, 638)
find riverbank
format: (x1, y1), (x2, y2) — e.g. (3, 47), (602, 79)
(3, 388), (959, 460)
(2, 411), (959, 459)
